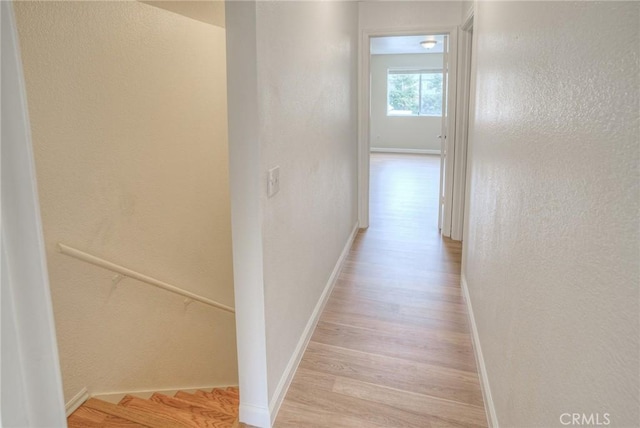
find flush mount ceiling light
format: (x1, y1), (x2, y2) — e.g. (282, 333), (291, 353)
(420, 40), (437, 49)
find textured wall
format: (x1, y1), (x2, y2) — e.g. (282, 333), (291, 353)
(141, 1), (225, 27)
(463, 1), (639, 426)
(359, 1), (463, 31)
(370, 53), (443, 152)
(14, 1), (237, 401)
(255, 0), (359, 404)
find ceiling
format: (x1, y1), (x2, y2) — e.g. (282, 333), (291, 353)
(370, 35), (446, 55)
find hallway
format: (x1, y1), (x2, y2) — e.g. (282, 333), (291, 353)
(275, 153), (487, 427)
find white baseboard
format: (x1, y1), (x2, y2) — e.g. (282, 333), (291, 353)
(268, 221), (360, 425)
(65, 387), (89, 416)
(240, 403), (271, 428)
(92, 383), (238, 405)
(370, 148), (441, 155)
(461, 274), (498, 428)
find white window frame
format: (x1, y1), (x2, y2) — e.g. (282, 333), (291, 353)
(386, 68), (444, 117)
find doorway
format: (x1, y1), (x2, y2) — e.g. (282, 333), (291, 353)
(359, 28), (458, 235)
(367, 33), (446, 233)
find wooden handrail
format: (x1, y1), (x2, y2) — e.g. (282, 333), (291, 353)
(57, 243), (235, 314)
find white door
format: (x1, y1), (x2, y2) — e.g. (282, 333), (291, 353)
(437, 33), (457, 236)
(438, 47), (447, 230)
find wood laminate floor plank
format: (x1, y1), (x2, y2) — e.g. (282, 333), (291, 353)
(174, 392), (238, 417)
(69, 406), (110, 424)
(83, 398), (179, 428)
(298, 344), (484, 407)
(284, 372), (460, 428)
(329, 285), (469, 315)
(277, 401), (391, 428)
(323, 296), (470, 334)
(119, 395), (220, 428)
(195, 390), (239, 407)
(67, 415), (104, 428)
(274, 154), (487, 427)
(332, 376), (487, 427)
(311, 320), (476, 372)
(149, 394), (236, 427)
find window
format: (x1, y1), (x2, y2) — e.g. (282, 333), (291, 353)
(387, 70), (443, 116)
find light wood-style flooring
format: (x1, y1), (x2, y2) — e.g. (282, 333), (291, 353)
(275, 153), (487, 427)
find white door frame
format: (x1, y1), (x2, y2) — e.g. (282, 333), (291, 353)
(358, 26), (459, 231)
(1, 2), (67, 426)
(450, 11), (474, 241)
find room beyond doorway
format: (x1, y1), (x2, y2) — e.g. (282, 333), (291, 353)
(359, 28), (459, 234)
(368, 33), (447, 231)
(369, 35), (445, 157)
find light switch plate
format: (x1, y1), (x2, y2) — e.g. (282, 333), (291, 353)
(267, 166), (280, 197)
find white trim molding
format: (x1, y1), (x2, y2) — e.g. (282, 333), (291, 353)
(65, 388), (90, 417)
(92, 384), (238, 405)
(268, 221), (360, 425)
(241, 403), (271, 428)
(370, 148), (441, 155)
(461, 275), (498, 428)
(450, 10), (475, 242)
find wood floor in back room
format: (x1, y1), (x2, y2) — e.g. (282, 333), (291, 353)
(274, 153), (488, 428)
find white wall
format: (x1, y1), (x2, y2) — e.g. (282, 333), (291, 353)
(463, 2), (639, 427)
(255, 0), (359, 414)
(1, 3), (66, 424)
(14, 1), (238, 402)
(226, 2), (359, 426)
(359, 1), (464, 31)
(370, 53), (443, 152)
